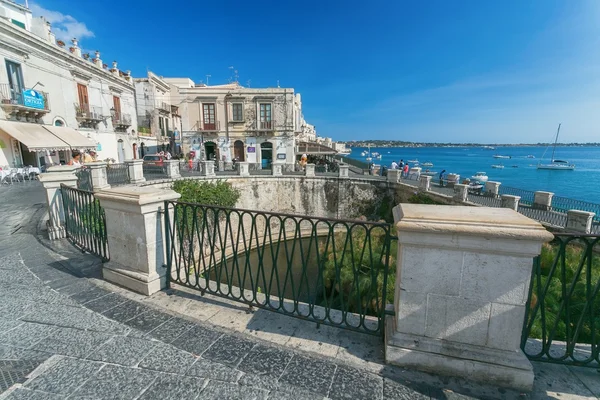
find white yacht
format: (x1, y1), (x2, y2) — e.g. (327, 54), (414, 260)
(470, 172), (489, 182)
(537, 124), (575, 170)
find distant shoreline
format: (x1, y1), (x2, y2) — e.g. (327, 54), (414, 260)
(343, 141), (600, 148)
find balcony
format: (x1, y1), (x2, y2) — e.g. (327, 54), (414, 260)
(0, 84), (51, 119)
(194, 120), (220, 132)
(251, 120), (274, 132)
(75, 103), (103, 127)
(156, 101), (170, 113)
(112, 113), (132, 130)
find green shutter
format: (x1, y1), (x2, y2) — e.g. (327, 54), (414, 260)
(11, 19), (26, 29)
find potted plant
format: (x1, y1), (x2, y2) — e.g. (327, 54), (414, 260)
(56, 40), (65, 47)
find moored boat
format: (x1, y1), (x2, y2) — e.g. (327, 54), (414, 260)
(491, 164), (504, 169)
(537, 124), (575, 170)
(470, 171), (489, 182)
(422, 161), (434, 167)
(493, 155), (511, 159)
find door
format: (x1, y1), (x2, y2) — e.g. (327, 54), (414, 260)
(5, 61), (24, 104)
(132, 144), (138, 159)
(260, 142), (273, 169)
(117, 140), (125, 163)
(234, 140), (245, 161)
(203, 103), (216, 130)
(204, 142), (217, 161)
(77, 84), (89, 113)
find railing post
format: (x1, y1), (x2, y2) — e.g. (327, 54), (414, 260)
(453, 183), (468, 202)
(125, 159), (145, 184)
(272, 163), (283, 176)
(501, 195), (520, 211)
(237, 161), (249, 177)
(164, 159), (181, 179)
(38, 165), (79, 240)
(218, 160), (225, 172)
(305, 163), (315, 177)
(87, 161), (110, 191)
(485, 181), (501, 198)
(201, 161), (215, 177)
(533, 191), (554, 211)
(385, 204), (554, 391)
(419, 175), (431, 191)
(446, 173), (460, 188)
(387, 169), (401, 183)
(565, 210), (595, 234)
(95, 187), (181, 296)
(338, 164), (349, 178)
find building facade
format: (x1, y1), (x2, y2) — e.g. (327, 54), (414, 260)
(133, 71), (181, 157)
(165, 79), (302, 168)
(0, 0), (138, 168)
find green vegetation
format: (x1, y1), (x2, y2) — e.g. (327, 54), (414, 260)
(526, 239), (600, 345)
(172, 179), (240, 207)
(319, 226), (396, 316)
(407, 193), (444, 205)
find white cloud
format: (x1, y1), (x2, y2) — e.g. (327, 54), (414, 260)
(29, 2), (94, 43)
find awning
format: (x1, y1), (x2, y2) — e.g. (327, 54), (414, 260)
(0, 120), (69, 151)
(42, 125), (96, 150)
(0, 120), (96, 152)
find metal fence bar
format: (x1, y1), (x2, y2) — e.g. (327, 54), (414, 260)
(521, 233), (599, 367)
(498, 186), (535, 206)
(60, 184), (109, 261)
(75, 167), (92, 191)
(106, 163), (130, 186)
(142, 164), (168, 180)
(164, 201), (395, 336)
(551, 196), (600, 222)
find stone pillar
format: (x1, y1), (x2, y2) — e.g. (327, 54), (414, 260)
(485, 181), (501, 198)
(566, 210), (595, 234)
(237, 162), (250, 177)
(218, 160), (225, 172)
(419, 175), (431, 191)
(38, 165), (79, 240)
(386, 204), (554, 391)
(125, 159), (145, 184)
(501, 195), (520, 211)
(87, 162), (110, 191)
(95, 187), (181, 296)
(202, 161), (215, 177)
(305, 163), (315, 177)
(164, 160), (181, 179)
(338, 164), (349, 178)
(272, 163), (283, 176)
(446, 173), (460, 189)
(387, 169), (401, 183)
(533, 191), (554, 211)
(453, 183), (468, 202)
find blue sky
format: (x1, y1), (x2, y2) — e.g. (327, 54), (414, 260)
(27, 0), (600, 143)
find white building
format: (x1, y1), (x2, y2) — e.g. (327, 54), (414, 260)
(0, 0), (138, 168)
(133, 71), (182, 157)
(165, 79), (302, 168)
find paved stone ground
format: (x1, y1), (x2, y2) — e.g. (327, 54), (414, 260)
(0, 182), (598, 400)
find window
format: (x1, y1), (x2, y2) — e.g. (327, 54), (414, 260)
(232, 103), (243, 121)
(76, 84), (89, 112)
(11, 19), (26, 29)
(203, 103), (216, 130)
(113, 96), (121, 120)
(259, 103), (272, 129)
(6, 60), (24, 103)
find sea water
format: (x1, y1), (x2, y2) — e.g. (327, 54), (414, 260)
(348, 146), (600, 203)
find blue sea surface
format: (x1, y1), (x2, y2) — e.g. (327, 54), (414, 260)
(348, 146), (600, 203)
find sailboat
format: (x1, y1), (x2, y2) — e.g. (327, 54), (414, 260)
(537, 123), (575, 170)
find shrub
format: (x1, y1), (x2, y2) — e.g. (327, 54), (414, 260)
(172, 179), (240, 208)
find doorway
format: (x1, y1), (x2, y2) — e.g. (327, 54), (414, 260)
(117, 139), (125, 163)
(204, 142), (218, 161)
(132, 143), (138, 159)
(260, 142), (273, 169)
(233, 140), (245, 161)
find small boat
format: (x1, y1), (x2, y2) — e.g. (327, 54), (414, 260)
(422, 161), (434, 167)
(361, 151), (367, 157)
(526, 155), (535, 159)
(470, 172), (488, 182)
(537, 124), (575, 170)
(407, 159), (418, 163)
(491, 164), (504, 169)
(421, 170), (438, 177)
(366, 157), (372, 162)
(375, 155), (382, 160)
(511, 165), (519, 168)
(493, 155), (511, 159)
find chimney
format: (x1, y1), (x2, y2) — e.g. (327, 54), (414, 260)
(71, 38), (82, 57)
(111, 61), (119, 77)
(94, 51), (102, 68)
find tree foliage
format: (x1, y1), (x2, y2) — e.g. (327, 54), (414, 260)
(172, 179), (240, 208)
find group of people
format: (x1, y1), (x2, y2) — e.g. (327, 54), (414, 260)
(67, 150), (97, 166)
(389, 160), (410, 177)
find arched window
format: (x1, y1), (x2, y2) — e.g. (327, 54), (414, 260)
(54, 118), (65, 127)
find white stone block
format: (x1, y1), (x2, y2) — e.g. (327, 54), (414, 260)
(305, 163), (315, 177)
(395, 291), (427, 336)
(453, 183), (468, 202)
(419, 175), (431, 191)
(338, 164), (349, 178)
(566, 210), (595, 234)
(487, 303), (526, 351)
(387, 169), (401, 183)
(125, 159), (145, 184)
(399, 247), (462, 296)
(501, 195), (520, 211)
(533, 191), (554, 211)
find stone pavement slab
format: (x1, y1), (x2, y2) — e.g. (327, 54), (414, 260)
(138, 342), (197, 374)
(137, 375), (206, 400)
(70, 364), (159, 400)
(87, 336), (157, 366)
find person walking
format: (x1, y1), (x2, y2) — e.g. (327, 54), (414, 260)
(403, 163), (409, 178)
(390, 160), (398, 170)
(399, 159), (404, 169)
(439, 169), (446, 187)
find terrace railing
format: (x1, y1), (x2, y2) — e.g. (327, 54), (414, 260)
(106, 163), (130, 186)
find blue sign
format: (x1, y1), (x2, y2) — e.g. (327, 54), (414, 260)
(96, 143), (102, 151)
(22, 89), (45, 109)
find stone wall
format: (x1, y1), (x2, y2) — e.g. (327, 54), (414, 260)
(141, 175), (457, 221)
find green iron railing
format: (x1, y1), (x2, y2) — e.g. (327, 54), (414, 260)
(60, 184), (109, 261)
(164, 201), (396, 336)
(521, 233), (599, 367)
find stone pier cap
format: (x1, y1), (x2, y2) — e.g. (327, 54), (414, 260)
(393, 204), (554, 255)
(95, 186), (181, 212)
